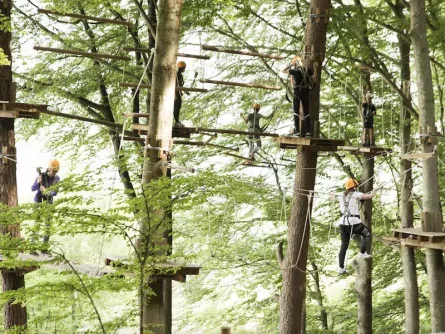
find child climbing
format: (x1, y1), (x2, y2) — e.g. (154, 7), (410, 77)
(174, 61), (189, 127)
(31, 159), (61, 251)
(241, 103), (274, 164)
(282, 55), (319, 138)
(330, 178), (376, 274)
(362, 91), (377, 147)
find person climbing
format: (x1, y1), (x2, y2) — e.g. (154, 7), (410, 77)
(174, 60), (189, 128)
(282, 55), (319, 138)
(330, 178), (376, 275)
(241, 103), (275, 163)
(31, 159), (61, 252)
(362, 91), (377, 147)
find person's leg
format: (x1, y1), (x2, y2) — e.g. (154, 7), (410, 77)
(173, 94), (182, 124)
(301, 95), (311, 137)
(362, 126), (367, 146)
(352, 223), (371, 254)
(248, 136), (255, 158)
(292, 95), (301, 135)
(369, 128), (375, 146)
(339, 225), (351, 269)
(253, 137), (261, 154)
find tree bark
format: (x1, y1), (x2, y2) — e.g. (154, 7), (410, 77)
(140, 0), (182, 333)
(410, 0), (445, 332)
(393, 0), (420, 331)
(278, 0), (330, 332)
(0, 0), (27, 328)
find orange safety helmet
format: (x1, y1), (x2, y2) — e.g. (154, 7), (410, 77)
(345, 178), (359, 190)
(177, 61), (186, 69)
(252, 103), (261, 110)
(48, 159), (60, 170)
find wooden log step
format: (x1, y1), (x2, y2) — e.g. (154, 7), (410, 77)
(383, 235), (445, 251)
(275, 136), (345, 151)
(392, 227), (445, 243)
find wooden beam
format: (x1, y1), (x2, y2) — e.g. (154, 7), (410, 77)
(120, 82), (208, 93)
(124, 47), (211, 60)
(201, 44), (285, 60)
(124, 113), (150, 118)
(38, 8), (133, 27)
(383, 236), (445, 251)
(0, 102), (47, 119)
(34, 46), (131, 61)
(200, 79), (281, 91)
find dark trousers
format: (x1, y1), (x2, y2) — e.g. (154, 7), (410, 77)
(174, 94), (182, 123)
(338, 223), (371, 269)
(292, 93), (311, 135)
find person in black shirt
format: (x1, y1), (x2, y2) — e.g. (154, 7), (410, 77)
(362, 91), (377, 147)
(174, 61), (189, 127)
(282, 55), (319, 137)
(241, 103), (275, 163)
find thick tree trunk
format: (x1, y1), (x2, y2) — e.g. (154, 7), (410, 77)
(357, 154), (373, 334)
(410, 0), (445, 332)
(394, 1), (420, 331)
(140, 0), (182, 333)
(0, 0), (27, 329)
(278, 0), (330, 332)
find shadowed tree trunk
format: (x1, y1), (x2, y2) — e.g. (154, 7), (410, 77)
(0, 0), (27, 329)
(410, 0), (445, 332)
(278, 0), (331, 332)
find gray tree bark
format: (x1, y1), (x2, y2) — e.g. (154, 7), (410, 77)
(410, 0), (445, 332)
(392, 1), (420, 331)
(278, 0), (330, 332)
(139, 0), (182, 333)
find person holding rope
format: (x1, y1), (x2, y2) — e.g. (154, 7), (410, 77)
(31, 159), (61, 252)
(282, 55), (319, 138)
(330, 178), (376, 274)
(362, 91), (377, 147)
(241, 103), (275, 163)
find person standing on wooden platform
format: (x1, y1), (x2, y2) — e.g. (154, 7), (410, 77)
(30, 159), (61, 252)
(174, 61), (189, 127)
(282, 55), (318, 138)
(241, 103), (274, 163)
(330, 178), (376, 274)
(362, 91), (377, 147)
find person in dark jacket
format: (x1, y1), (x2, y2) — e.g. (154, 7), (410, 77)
(173, 61), (189, 127)
(362, 91), (377, 147)
(282, 55), (319, 137)
(31, 159), (61, 250)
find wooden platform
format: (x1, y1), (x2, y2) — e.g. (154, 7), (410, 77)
(275, 136), (345, 151)
(105, 255), (201, 282)
(0, 102), (47, 119)
(382, 227), (445, 250)
(130, 124), (197, 138)
(0, 252), (116, 276)
(337, 146), (392, 156)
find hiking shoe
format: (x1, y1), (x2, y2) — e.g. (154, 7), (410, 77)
(338, 267), (347, 275)
(174, 121), (185, 128)
(358, 252), (372, 259)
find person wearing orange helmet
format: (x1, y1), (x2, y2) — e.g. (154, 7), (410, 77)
(241, 103), (275, 163)
(330, 178), (377, 274)
(31, 159), (61, 250)
(174, 60), (189, 127)
(282, 55), (319, 138)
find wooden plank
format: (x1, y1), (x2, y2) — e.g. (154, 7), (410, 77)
(0, 102), (46, 119)
(200, 78), (281, 91)
(35, 46), (131, 61)
(124, 113), (150, 118)
(38, 9), (133, 27)
(392, 227), (445, 243)
(124, 47), (211, 60)
(120, 82), (208, 93)
(201, 44), (285, 60)
(275, 136), (345, 147)
(383, 236), (445, 251)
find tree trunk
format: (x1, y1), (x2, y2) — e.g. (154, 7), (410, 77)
(394, 1), (420, 331)
(0, 0), (27, 329)
(278, 0), (330, 332)
(410, 0), (445, 332)
(140, 0), (182, 333)
(357, 152), (373, 334)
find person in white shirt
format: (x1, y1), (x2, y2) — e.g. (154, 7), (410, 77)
(332, 178), (376, 274)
